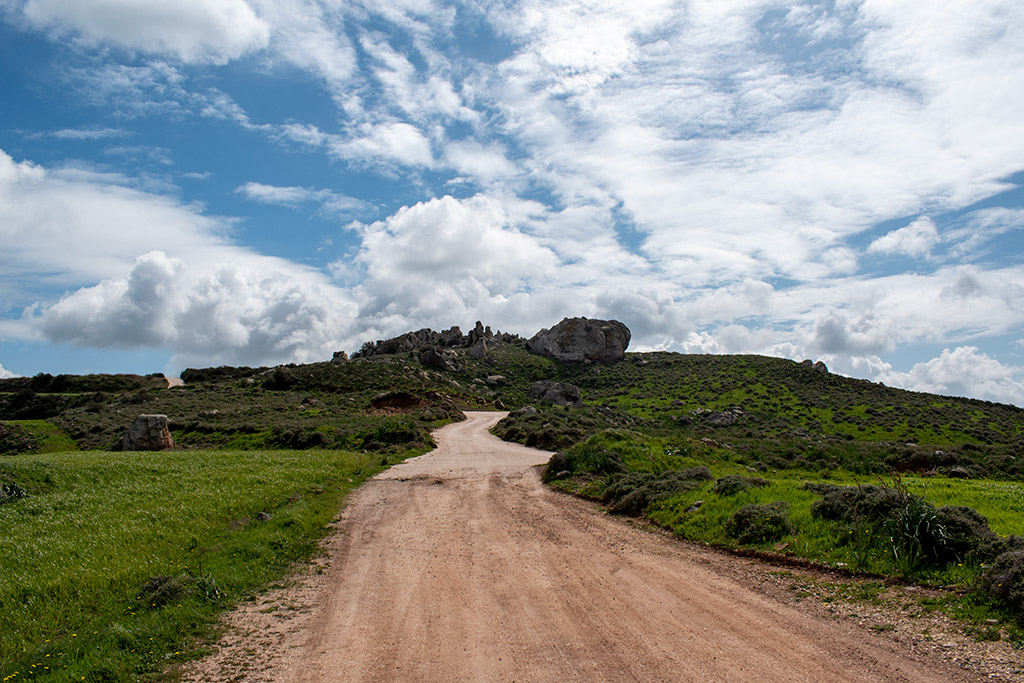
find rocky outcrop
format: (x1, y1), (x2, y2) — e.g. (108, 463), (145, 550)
(528, 381), (583, 407)
(116, 414), (175, 451)
(353, 322), (522, 359)
(527, 317), (630, 363)
(693, 407), (745, 427)
(800, 359), (829, 373)
(417, 345), (459, 371)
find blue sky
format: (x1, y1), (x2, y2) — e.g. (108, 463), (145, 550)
(1, 0), (1024, 406)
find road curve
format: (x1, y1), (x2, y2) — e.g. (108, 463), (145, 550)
(191, 412), (985, 682)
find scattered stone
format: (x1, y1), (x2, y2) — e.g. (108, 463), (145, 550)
(255, 511), (272, 522)
(526, 317), (630, 363)
(331, 350), (349, 364)
(528, 381), (583, 407)
(485, 375), (506, 386)
(116, 414), (175, 451)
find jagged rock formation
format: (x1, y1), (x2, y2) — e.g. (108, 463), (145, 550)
(528, 381), (583, 407)
(116, 414), (175, 451)
(526, 317), (630, 363)
(353, 322), (522, 359)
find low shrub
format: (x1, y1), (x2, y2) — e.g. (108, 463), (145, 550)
(884, 491), (948, 575)
(0, 480), (26, 503)
(725, 502), (793, 544)
(980, 550), (1024, 622)
(713, 474), (769, 497)
(932, 505), (998, 563)
(605, 467), (712, 516)
(806, 483), (902, 524)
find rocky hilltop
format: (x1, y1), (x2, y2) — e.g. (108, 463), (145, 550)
(353, 317), (630, 365)
(353, 321), (521, 358)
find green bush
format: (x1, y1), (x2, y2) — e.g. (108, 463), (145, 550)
(806, 483), (902, 524)
(604, 467), (712, 516)
(714, 474), (769, 497)
(725, 502), (793, 544)
(932, 505), (998, 563)
(884, 492), (949, 575)
(0, 480), (26, 503)
(980, 550), (1024, 622)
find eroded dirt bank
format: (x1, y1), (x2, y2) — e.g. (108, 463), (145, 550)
(184, 412), (1001, 682)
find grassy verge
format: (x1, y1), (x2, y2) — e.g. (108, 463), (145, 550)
(0, 446), (421, 682)
(544, 429), (1024, 632)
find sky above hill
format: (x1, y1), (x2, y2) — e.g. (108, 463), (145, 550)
(1, 0), (1023, 405)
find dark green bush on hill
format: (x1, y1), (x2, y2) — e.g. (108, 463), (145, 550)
(714, 474), (769, 497)
(980, 551), (1024, 622)
(726, 502), (793, 544)
(806, 483), (904, 524)
(603, 467), (713, 516)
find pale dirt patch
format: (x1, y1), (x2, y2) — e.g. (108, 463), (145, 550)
(181, 412), (1022, 682)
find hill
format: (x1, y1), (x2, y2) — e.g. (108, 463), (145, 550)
(2, 323), (1022, 480)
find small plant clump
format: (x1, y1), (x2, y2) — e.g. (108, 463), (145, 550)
(0, 480), (26, 503)
(603, 467), (713, 516)
(725, 502), (793, 544)
(713, 474), (769, 497)
(981, 549), (1024, 622)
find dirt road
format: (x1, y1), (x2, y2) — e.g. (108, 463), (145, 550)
(187, 412), (994, 682)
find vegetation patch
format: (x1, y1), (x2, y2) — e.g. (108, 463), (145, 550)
(714, 474), (769, 497)
(0, 446), (424, 682)
(725, 502), (794, 544)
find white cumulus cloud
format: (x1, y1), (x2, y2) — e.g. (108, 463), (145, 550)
(20, 0), (270, 63)
(332, 122), (434, 168)
(0, 148), (360, 369)
(38, 250), (359, 369)
(868, 217), (941, 258)
(0, 362), (17, 379)
(344, 194), (559, 329)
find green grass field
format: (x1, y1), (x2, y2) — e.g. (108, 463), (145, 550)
(0, 446), (418, 682)
(546, 429), (1024, 611)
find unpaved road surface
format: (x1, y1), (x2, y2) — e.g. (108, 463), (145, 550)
(186, 412), (998, 682)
